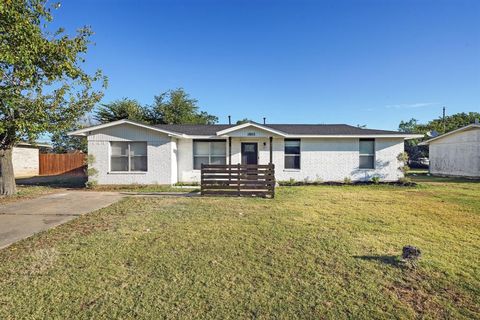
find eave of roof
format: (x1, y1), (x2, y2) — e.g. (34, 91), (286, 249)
(16, 142), (52, 148)
(419, 124), (480, 145)
(68, 119), (184, 137)
(68, 119), (422, 140)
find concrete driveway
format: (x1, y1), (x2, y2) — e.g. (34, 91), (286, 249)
(0, 191), (125, 249)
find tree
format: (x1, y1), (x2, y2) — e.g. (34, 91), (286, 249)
(147, 88), (218, 124)
(398, 118), (428, 160)
(421, 112), (480, 134)
(398, 118), (420, 134)
(0, 0), (106, 195)
(94, 98), (147, 124)
(236, 118), (251, 124)
(50, 116), (95, 153)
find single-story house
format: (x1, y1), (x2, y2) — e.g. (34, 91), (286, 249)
(13, 142), (52, 178)
(69, 119), (422, 185)
(419, 123), (480, 178)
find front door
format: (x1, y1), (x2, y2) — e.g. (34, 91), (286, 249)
(241, 143), (258, 165)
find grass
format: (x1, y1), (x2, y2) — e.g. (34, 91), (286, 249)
(89, 184), (199, 193)
(0, 179), (479, 318)
(16, 174), (199, 193)
(0, 185), (55, 205)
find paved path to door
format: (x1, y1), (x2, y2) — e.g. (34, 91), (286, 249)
(0, 191), (125, 249)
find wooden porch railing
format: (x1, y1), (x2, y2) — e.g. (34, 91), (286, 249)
(201, 164), (275, 198)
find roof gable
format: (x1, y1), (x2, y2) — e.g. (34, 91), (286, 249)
(419, 124), (480, 145)
(216, 122), (287, 137)
(68, 119), (183, 137)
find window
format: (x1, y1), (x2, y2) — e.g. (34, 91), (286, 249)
(110, 142), (147, 172)
(284, 139), (300, 169)
(193, 140), (226, 169)
(359, 139), (375, 169)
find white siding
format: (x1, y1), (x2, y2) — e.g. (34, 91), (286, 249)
(177, 138), (230, 183)
(177, 139), (199, 183)
(272, 138), (404, 182)
(13, 147), (39, 177)
(87, 123), (174, 184)
(171, 138), (178, 184)
(224, 127), (279, 138)
(429, 128), (480, 178)
(85, 122), (407, 184)
(177, 137), (405, 183)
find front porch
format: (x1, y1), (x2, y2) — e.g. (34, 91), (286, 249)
(226, 136), (274, 166)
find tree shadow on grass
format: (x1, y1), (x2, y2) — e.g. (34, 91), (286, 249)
(16, 174), (87, 189)
(354, 255), (404, 268)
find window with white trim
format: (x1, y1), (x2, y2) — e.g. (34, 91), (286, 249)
(110, 142), (147, 172)
(359, 139), (375, 169)
(193, 140), (226, 169)
(284, 139), (300, 169)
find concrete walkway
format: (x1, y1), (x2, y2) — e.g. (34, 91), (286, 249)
(0, 191), (125, 249)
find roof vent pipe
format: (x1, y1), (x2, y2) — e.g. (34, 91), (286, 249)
(228, 115), (231, 125)
(263, 117), (266, 125)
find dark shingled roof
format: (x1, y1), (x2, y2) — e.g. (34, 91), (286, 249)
(154, 123), (402, 136)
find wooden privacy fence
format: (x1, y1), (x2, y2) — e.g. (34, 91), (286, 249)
(201, 164), (275, 198)
(39, 153), (86, 176)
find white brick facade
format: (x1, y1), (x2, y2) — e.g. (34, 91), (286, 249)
(175, 137), (404, 183)
(87, 123), (173, 184)
(81, 121), (408, 185)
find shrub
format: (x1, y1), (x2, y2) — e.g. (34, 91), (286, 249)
(398, 177), (412, 185)
(397, 152), (410, 176)
(85, 180), (98, 189)
(278, 178), (299, 186)
(370, 176), (381, 184)
(174, 182), (199, 186)
(314, 175), (323, 184)
(343, 177), (352, 184)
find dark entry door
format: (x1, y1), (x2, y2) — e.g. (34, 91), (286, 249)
(241, 143), (258, 165)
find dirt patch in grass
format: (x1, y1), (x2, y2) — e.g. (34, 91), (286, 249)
(388, 269), (480, 319)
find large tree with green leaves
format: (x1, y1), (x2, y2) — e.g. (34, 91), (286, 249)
(147, 88), (218, 124)
(94, 98), (147, 124)
(0, 0), (106, 195)
(50, 116), (95, 153)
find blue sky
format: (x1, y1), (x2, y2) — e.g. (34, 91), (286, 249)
(51, 0), (479, 130)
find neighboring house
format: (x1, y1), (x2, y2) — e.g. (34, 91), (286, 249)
(13, 142), (52, 178)
(69, 120), (421, 185)
(419, 123), (480, 178)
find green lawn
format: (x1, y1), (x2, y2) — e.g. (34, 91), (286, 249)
(0, 179), (479, 319)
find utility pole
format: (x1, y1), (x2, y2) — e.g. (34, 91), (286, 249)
(442, 106), (446, 133)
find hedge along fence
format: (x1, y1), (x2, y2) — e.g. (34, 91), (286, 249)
(201, 163), (275, 198)
(39, 153), (86, 176)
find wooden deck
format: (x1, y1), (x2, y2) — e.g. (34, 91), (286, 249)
(201, 164), (275, 198)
